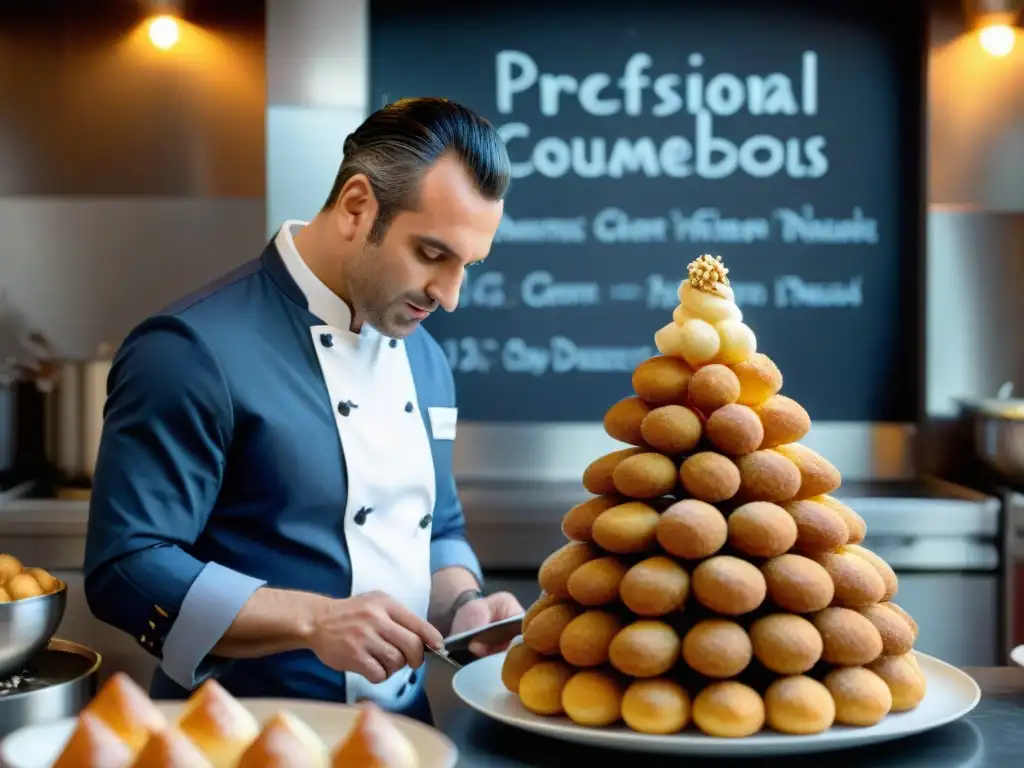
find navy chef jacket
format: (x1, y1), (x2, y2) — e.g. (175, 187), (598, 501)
(83, 221), (482, 711)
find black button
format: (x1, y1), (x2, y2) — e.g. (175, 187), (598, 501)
(320, 333), (333, 347)
(409, 670), (417, 684)
(419, 513), (433, 529)
(354, 506), (373, 525)
(389, 339), (398, 348)
(337, 400), (358, 417)
(404, 402), (414, 413)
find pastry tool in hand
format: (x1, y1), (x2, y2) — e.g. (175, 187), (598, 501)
(444, 614), (524, 656)
(425, 643), (462, 670)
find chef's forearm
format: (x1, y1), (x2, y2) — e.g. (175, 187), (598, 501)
(210, 587), (329, 658)
(429, 565), (481, 635)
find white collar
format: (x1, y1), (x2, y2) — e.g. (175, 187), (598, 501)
(275, 220), (360, 334)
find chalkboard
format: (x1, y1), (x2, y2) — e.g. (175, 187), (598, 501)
(369, 0), (925, 423)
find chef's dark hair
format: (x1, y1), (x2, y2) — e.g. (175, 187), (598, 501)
(322, 97), (511, 242)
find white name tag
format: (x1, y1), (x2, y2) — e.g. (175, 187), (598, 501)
(428, 407), (458, 440)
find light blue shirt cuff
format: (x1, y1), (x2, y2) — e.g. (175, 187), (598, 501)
(430, 536), (483, 586)
(159, 561), (267, 690)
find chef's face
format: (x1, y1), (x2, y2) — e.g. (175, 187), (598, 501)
(346, 155), (504, 338)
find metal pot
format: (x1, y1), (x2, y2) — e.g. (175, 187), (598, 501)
(960, 384), (1024, 486)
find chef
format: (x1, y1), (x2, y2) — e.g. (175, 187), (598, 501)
(83, 97), (523, 724)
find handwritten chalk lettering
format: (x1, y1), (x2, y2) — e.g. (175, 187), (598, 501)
(522, 271), (601, 308)
(495, 50), (827, 181)
(774, 206), (879, 244)
(610, 283), (644, 301)
(551, 337), (655, 374)
(459, 272), (506, 309)
(646, 275), (680, 310)
(503, 338), (550, 376)
(498, 118), (827, 181)
(733, 282), (771, 307)
(593, 207), (669, 244)
(442, 337), (499, 373)
(670, 208), (771, 243)
(495, 50), (816, 119)
(774, 276), (864, 308)
(495, 214), (589, 243)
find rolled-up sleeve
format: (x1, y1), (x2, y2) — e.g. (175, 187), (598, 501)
(84, 315), (266, 690)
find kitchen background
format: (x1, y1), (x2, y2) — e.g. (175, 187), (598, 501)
(0, 0), (1022, 688)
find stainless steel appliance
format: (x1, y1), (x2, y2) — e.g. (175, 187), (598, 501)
(0, 639), (100, 739)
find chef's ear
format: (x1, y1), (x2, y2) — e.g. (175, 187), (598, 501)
(331, 173), (379, 242)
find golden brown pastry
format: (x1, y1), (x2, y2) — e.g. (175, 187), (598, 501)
(632, 356), (693, 406)
(656, 499), (728, 560)
(517, 660), (576, 715)
(782, 499), (849, 554)
(176, 679), (259, 767)
(5, 571), (44, 600)
(566, 557), (628, 607)
(562, 669), (624, 727)
(52, 711), (133, 768)
(0, 553), (23, 583)
(83, 672), (168, 754)
(727, 502), (798, 558)
(640, 405), (704, 455)
(679, 452), (741, 503)
(521, 593), (564, 634)
(235, 712), (329, 768)
(692, 556), (766, 616)
(730, 354), (783, 408)
(603, 396), (652, 447)
(331, 702), (419, 768)
(621, 679), (690, 734)
(687, 364), (741, 414)
(608, 620), (681, 678)
(24, 566), (60, 593)
(845, 544), (899, 601)
(682, 620), (753, 678)
(812, 495), (867, 544)
(561, 496), (620, 542)
(522, 603), (579, 655)
(734, 450), (802, 503)
(706, 404), (764, 455)
(582, 448), (645, 495)
(884, 602), (919, 641)
(130, 727), (215, 768)
(811, 549), (886, 607)
(618, 556), (689, 616)
(866, 655), (926, 712)
(856, 604), (915, 656)
(692, 681), (765, 738)
(773, 444), (841, 499)
(559, 610), (623, 667)
(591, 502), (661, 554)
(612, 452), (678, 498)
(538, 542), (598, 598)
(761, 554), (835, 614)
(755, 395), (810, 450)
(823, 666), (892, 726)
(764, 676), (835, 735)
(0, 586), (9, 603)
(501, 641), (543, 694)
(812, 608), (884, 667)
(749, 614), (823, 675)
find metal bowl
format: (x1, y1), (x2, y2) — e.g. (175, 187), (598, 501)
(0, 584), (67, 679)
(962, 397), (1024, 486)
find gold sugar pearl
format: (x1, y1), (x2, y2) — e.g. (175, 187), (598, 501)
(686, 254), (730, 293)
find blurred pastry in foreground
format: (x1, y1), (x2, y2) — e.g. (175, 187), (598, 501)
(83, 672), (168, 753)
(52, 711), (133, 768)
(331, 702), (419, 768)
(235, 711), (329, 768)
(177, 678), (260, 767)
(130, 727), (214, 768)
(0, 553), (22, 582)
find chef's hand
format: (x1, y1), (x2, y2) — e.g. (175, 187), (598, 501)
(450, 591), (525, 657)
(309, 591), (443, 684)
